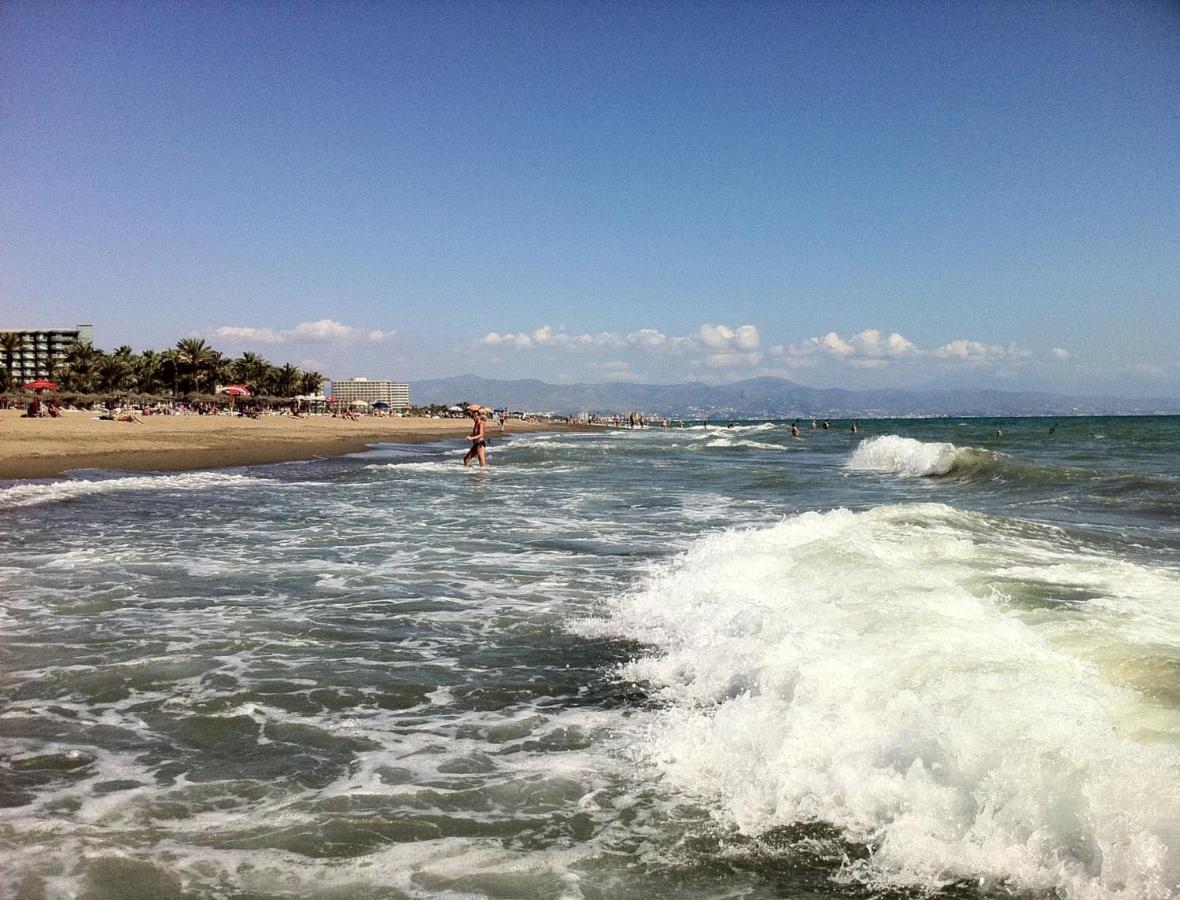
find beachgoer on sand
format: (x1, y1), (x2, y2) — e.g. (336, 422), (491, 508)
(464, 405), (488, 468)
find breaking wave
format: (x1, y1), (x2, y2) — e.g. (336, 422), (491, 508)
(588, 503), (1180, 898)
(847, 435), (989, 477)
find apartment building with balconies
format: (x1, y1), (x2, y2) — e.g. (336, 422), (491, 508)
(0, 325), (93, 382)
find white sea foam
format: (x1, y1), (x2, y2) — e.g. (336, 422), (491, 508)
(704, 438), (788, 451)
(0, 471), (270, 510)
(848, 434), (972, 476)
(363, 460), (462, 473)
(701, 422), (780, 435)
(588, 503), (1180, 898)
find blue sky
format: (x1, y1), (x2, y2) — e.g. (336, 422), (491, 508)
(2, 1), (1177, 396)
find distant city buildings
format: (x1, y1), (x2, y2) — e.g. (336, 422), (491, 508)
(0, 324), (93, 382)
(328, 377), (411, 410)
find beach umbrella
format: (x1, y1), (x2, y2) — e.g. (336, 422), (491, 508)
(24, 379), (59, 392)
(372, 401), (390, 409)
(218, 384), (251, 409)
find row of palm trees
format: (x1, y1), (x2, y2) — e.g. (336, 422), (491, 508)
(0, 335), (324, 399)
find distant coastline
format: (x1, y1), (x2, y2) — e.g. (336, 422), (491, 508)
(411, 374), (1180, 419)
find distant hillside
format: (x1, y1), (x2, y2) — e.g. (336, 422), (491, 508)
(410, 375), (1178, 418)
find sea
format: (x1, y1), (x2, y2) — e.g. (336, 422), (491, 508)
(2, 416), (1178, 900)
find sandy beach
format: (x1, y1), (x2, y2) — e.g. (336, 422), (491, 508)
(0, 410), (588, 479)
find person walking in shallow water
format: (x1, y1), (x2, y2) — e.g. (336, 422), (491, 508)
(463, 406), (488, 468)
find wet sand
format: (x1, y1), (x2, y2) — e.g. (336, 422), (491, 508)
(0, 411), (587, 479)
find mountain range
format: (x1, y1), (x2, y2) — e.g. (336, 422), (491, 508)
(409, 376), (1178, 418)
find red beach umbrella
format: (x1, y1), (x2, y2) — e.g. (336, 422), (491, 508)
(219, 384), (252, 397)
(23, 379), (60, 392)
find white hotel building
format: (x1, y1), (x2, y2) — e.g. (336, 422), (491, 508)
(0, 324), (93, 382)
(329, 377), (411, 410)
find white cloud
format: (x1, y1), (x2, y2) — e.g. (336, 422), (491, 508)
(212, 325), (285, 344)
(697, 323), (761, 352)
(783, 329), (919, 363)
(771, 329), (1048, 371)
(479, 323), (759, 358)
(213, 319), (390, 345)
(807, 329), (916, 359)
(813, 331), (855, 357)
(931, 339), (1030, 362)
(626, 328), (668, 350)
(479, 322), (1068, 380)
(479, 326), (626, 351)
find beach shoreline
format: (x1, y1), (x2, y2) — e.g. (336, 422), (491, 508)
(0, 411), (593, 480)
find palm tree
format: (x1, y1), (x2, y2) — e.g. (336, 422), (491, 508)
(157, 350), (181, 397)
(0, 331), (28, 388)
(135, 350), (163, 395)
(174, 338), (215, 394)
(299, 370), (324, 396)
(96, 353), (131, 394)
(273, 363), (301, 398)
(233, 352), (270, 391)
(206, 351), (234, 393)
(59, 340), (100, 393)
(258, 364), (281, 396)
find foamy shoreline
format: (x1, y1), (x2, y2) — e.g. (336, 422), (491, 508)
(0, 410), (591, 479)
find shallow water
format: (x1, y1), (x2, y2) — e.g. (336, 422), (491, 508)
(1, 417), (1178, 899)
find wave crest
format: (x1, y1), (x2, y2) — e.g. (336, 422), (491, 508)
(587, 503), (1180, 898)
(848, 435), (990, 477)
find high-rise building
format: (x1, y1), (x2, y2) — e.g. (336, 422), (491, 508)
(328, 377), (411, 410)
(0, 325), (93, 383)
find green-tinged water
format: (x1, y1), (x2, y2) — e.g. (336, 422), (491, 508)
(1, 416), (1178, 899)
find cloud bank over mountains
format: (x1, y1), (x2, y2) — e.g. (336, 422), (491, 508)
(478, 323), (1072, 384)
(193, 318), (1171, 395)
